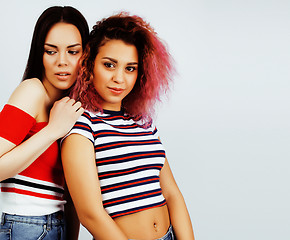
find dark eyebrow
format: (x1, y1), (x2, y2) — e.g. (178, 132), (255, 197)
(44, 43), (81, 48)
(67, 43), (82, 48)
(103, 57), (117, 63)
(127, 62), (138, 66)
(103, 57), (138, 65)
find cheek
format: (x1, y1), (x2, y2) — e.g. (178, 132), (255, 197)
(94, 67), (111, 84)
(92, 71), (103, 91)
(42, 56), (48, 68)
(70, 57), (81, 74)
(43, 57), (53, 73)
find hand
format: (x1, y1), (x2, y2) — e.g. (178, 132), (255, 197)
(47, 97), (84, 139)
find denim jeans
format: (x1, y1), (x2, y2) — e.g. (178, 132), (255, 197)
(0, 211), (65, 240)
(128, 225), (175, 240)
(156, 225), (175, 240)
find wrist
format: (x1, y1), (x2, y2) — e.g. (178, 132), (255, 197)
(41, 124), (63, 141)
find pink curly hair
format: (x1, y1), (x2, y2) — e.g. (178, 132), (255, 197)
(70, 12), (174, 121)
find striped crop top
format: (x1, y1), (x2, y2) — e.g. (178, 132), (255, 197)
(67, 109), (167, 218)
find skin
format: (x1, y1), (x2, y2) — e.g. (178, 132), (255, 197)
(0, 22), (84, 182)
(92, 39), (138, 111)
(42, 23), (83, 101)
(62, 40), (195, 239)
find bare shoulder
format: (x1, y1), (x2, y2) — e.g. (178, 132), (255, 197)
(7, 78), (46, 118)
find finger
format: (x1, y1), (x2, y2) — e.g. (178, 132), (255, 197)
(77, 107), (85, 114)
(76, 107), (85, 117)
(67, 98), (76, 106)
(72, 101), (82, 110)
(60, 96), (71, 102)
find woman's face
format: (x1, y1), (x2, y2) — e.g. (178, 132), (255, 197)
(42, 22), (82, 96)
(92, 39), (138, 111)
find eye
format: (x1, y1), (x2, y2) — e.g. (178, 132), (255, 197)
(126, 66), (137, 72)
(104, 62), (115, 69)
(45, 50), (57, 55)
(68, 50), (79, 55)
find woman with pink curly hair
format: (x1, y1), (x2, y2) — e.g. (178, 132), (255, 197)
(61, 12), (195, 240)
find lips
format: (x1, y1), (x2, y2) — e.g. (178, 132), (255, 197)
(108, 87), (124, 94)
(55, 72), (71, 81)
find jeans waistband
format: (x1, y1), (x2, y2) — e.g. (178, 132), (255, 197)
(156, 225), (174, 240)
(1, 211), (64, 231)
(128, 225), (174, 240)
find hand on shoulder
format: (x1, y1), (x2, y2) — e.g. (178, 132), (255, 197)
(7, 78), (46, 118)
(47, 97), (85, 139)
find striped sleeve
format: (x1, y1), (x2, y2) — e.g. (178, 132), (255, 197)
(65, 111), (94, 143)
(0, 104), (36, 145)
(148, 121), (159, 139)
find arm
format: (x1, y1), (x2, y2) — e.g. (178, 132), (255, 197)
(61, 134), (128, 240)
(0, 79), (84, 181)
(160, 158), (195, 239)
(64, 184), (80, 240)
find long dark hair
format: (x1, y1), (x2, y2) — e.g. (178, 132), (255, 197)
(22, 6), (89, 81)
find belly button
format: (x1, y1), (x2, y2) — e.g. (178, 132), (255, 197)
(153, 222), (158, 231)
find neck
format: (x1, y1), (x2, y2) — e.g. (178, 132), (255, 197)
(100, 103), (122, 112)
(42, 81), (66, 106)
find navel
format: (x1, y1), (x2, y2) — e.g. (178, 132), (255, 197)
(153, 222), (158, 232)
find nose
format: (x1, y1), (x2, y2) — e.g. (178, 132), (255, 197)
(57, 52), (68, 66)
(112, 68), (124, 83)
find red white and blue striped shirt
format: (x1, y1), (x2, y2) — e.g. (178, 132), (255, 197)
(67, 109), (167, 218)
(0, 104), (65, 216)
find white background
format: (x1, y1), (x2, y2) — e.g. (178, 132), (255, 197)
(0, 0), (289, 239)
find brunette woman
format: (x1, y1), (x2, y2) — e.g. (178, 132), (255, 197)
(0, 6), (89, 239)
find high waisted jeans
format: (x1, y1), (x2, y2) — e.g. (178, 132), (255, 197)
(0, 211), (65, 240)
(129, 225), (175, 240)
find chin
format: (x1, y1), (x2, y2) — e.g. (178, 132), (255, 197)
(56, 82), (74, 91)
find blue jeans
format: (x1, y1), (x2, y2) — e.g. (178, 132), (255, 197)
(156, 225), (175, 240)
(128, 225), (175, 240)
(0, 211), (65, 240)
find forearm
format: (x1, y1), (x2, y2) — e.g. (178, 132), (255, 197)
(167, 192), (195, 239)
(79, 209), (127, 240)
(0, 126), (59, 181)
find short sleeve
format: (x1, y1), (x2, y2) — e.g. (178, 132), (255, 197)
(64, 112), (94, 144)
(149, 121), (159, 138)
(0, 104), (36, 145)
